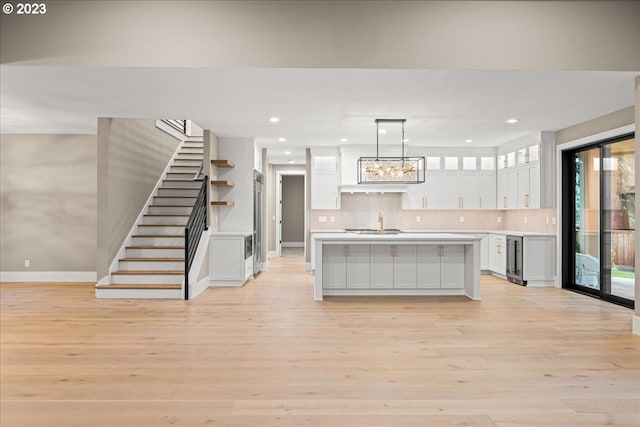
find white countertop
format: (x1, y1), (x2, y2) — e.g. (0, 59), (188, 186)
(311, 229), (555, 237)
(210, 231), (252, 237)
(314, 232), (481, 242)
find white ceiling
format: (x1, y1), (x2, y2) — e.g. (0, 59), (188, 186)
(0, 66), (636, 164)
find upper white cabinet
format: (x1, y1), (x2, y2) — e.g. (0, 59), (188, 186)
(311, 147), (340, 209)
(496, 132), (555, 210)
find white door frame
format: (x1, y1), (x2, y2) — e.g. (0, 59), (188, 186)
(276, 170), (306, 258)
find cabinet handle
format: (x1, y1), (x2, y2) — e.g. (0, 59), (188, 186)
(424, 197), (427, 209)
(335, 196), (339, 208)
(422, 197), (426, 209)
(479, 197), (482, 209)
(503, 196), (507, 208)
(525, 194), (529, 208)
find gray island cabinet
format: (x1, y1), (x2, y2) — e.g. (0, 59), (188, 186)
(313, 233), (481, 301)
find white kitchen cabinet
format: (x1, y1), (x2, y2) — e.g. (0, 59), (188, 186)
(424, 171), (443, 209)
(488, 234), (506, 276)
(403, 181), (426, 209)
(210, 233), (253, 286)
(477, 233), (490, 271)
(442, 172), (461, 209)
(441, 245), (465, 289)
(371, 244), (417, 288)
(523, 235), (555, 284)
(497, 171), (507, 209)
(322, 244), (371, 289)
(311, 148), (340, 209)
(478, 172), (496, 209)
(394, 244), (418, 288)
(507, 169), (518, 209)
(460, 171), (479, 209)
(417, 244), (464, 289)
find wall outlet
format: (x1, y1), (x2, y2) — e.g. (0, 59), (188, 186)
(497, 216), (502, 223)
(24, 259), (30, 268)
(524, 216), (528, 223)
(330, 216), (335, 223)
(416, 216), (421, 223)
(319, 216), (327, 223)
(459, 216), (464, 223)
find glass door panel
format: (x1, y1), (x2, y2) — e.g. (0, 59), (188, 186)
(574, 148), (601, 292)
(602, 139), (635, 302)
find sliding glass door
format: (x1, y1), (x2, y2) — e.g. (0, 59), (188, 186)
(564, 134), (635, 308)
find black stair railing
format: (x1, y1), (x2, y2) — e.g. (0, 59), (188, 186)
(184, 175), (208, 300)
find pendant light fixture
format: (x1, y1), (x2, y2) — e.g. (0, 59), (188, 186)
(357, 119), (425, 184)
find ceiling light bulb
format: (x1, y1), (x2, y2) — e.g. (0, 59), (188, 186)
(278, 137), (286, 142)
(269, 116), (280, 123)
(288, 160), (294, 164)
(403, 138), (409, 143)
(378, 129), (387, 135)
(506, 118), (518, 124)
(340, 138), (348, 142)
(465, 139), (473, 143)
(284, 150), (291, 155)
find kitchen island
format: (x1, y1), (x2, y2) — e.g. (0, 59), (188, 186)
(313, 232), (481, 301)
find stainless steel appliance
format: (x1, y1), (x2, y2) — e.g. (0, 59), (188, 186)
(506, 235), (526, 285)
(253, 170), (263, 276)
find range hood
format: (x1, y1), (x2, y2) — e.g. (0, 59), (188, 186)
(340, 184), (408, 193)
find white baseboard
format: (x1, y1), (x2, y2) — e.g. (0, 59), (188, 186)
(282, 242), (304, 248)
(633, 315), (640, 336)
(1, 271), (97, 282)
(267, 250), (277, 259)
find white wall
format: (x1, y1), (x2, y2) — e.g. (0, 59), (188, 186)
(217, 137), (254, 233)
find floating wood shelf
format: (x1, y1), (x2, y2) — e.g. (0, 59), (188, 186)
(210, 180), (235, 187)
(211, 160), (235, 168)
(211, 201), (235, 207)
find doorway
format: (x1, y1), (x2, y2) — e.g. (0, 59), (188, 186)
(276, 171), (306, 258)
(562, 133), (635, 308)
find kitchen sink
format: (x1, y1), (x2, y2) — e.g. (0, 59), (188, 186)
(344, 228), (403, 235)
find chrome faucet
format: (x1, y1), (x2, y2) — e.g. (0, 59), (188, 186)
(377, 211), (384, 234)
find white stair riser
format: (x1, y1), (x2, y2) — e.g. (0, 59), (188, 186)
(96, 288), (182, 299)
(169, 166), (200, 173)
(142, 216), (189, 225)
(157, 188), (200, 197)
(148, 206), (193, 215)
(119, 260), (184, 271)
(132, 236), (184, 246)
(126, 248), (185, 258)
(111, 274), (184, 285)
(137, 225), (185, 235)
(163, 180), (202, 188)
(179, 148), (204, 154)
(154, 197), (196, 206)
(175, 154), (203, 160)
(173, 159), (202, 167)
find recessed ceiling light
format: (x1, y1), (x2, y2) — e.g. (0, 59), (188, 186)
(278, 137), (286, 142)
(378, 129), (387, 135)
(403, 138), (410, 143)
(465, 139), (473, 143)
(269, 116), (280, 123)
(506, 118), (518, 124)
(340, 138), (348, 142)
(288, 160), (294, 164)
(284, 150), (291, 155)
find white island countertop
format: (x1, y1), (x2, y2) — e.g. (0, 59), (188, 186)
(314, 232), (481, 242)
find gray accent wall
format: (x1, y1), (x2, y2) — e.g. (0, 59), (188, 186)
(281, 175), (304, 243)
(0, 134), (97, 272)
(96, 118), (180, 280)
(555, 106), (635, 145)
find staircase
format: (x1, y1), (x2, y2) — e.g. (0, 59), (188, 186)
(95, 138), (204, 299)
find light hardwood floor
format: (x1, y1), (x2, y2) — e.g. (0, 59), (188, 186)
(1, 257), (639, 427)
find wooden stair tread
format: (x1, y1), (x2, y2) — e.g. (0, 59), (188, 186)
(211, 201), (234, 206)
(112, 270), (184, 275)
(158, 187), (200, 190)
(143, 214), (190, 217)
(149, 204), (193, 207)
(138, 224), (185, 227)
(154, 195), (196, 198)
(119, 258), (184, 262)
(126, 246), (185, 249)
(95, 284), (182, 290)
